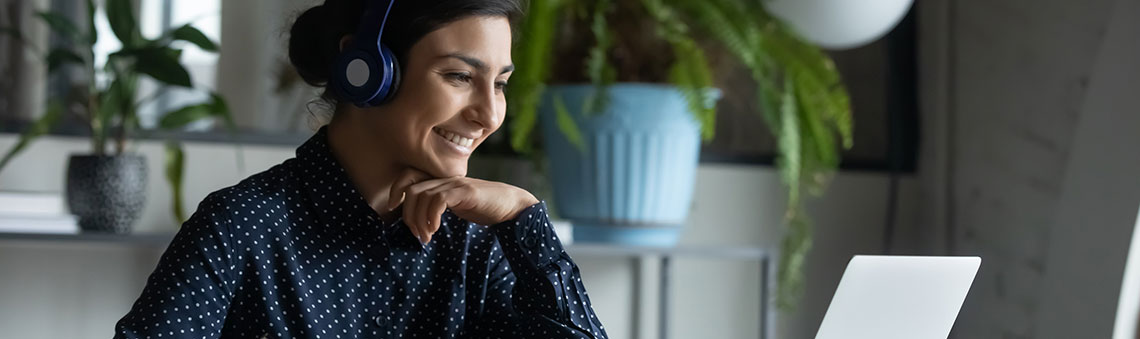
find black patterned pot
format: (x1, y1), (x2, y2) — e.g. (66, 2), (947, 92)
(66, 154), (147, 233)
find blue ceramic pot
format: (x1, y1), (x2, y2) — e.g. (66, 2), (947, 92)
(539, 84), (717, 247)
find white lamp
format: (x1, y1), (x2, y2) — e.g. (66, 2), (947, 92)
(762, 0), (914, 50)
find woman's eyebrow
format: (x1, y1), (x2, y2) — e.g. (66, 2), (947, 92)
(442, 53), (515, 75)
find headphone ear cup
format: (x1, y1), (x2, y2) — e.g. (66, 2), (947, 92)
(368, 44), (400, 106)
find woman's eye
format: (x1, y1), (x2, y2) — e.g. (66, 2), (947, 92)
(445, 72), (473, 84)
(495, 81), (509, 90)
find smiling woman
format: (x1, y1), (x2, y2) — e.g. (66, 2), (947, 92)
(111, 1), (611, 338)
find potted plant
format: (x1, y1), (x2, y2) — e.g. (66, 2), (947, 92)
(0, 0), (232, 233)
(508, 0), (852, 307)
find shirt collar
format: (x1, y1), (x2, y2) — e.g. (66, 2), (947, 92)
(295, 126), (386, 231)
(294, 125), (450, 250)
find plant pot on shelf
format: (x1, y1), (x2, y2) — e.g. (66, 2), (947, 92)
(66, 154), (147, 233)
(539, 83), (719, 247)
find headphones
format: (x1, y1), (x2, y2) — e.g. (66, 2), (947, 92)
(331, 0), (401, 107)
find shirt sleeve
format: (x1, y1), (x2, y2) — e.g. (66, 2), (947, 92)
(465, 201), (609, 338)
(113, 193), (242, 338)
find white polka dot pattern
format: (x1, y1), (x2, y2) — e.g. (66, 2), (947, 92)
(112, 127), (609, 338)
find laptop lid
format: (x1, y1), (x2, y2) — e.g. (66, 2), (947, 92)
(814, 255), (981, 339)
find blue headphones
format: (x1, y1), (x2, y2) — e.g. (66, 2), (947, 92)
(331, 0), (400, 107)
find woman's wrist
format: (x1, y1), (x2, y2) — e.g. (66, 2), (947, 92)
(512, 190), (541, 220)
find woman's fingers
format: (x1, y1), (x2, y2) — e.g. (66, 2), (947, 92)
(422, 181), (463, 241)
(388, 168), (432, 212)
(402, 180), (424, 243)
(405, 177), (457, 244)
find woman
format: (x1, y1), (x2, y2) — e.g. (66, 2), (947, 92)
(113, 1), (610, 338)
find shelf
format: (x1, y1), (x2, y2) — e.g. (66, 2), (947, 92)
(0, 231), (769, 259)
(0, 231), (174, 245)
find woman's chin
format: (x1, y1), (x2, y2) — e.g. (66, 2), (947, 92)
(427, 162), (468, 178)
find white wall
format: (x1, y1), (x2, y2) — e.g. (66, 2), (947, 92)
(1033, 0), (1140, 337)
(918, 0), (1140, 337)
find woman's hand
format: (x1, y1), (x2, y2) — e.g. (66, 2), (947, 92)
(386, 167), (540, 244)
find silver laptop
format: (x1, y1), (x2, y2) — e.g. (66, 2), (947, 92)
(815, 255), (981, 339)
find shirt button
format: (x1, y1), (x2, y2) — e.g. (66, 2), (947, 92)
(523, 232), (539, 248)
(374, 314), (386, 327)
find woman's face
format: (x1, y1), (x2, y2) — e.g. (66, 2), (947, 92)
(365, 16), (514, 178)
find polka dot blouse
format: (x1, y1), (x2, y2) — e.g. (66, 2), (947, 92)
(113, 127), (609, 338)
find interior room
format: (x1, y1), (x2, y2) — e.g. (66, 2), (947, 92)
(1, 0), (1138, 338)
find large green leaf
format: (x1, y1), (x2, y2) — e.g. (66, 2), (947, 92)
(159, 93), (230, 130)
(0, 102), (63, 172)
(130, 48), (192, 87)
(164, 141), (187, 223)
(105, 0), (143, 47)
(507, 0), (565, 154)
(168, 25), (218, 51)
(95, 74), (139, 154)
(86, 0), (97, 45)
(553, 96), (587, 154)
(583, 0), (615, 116)
(46, 48), (85, 72)
(35, 11), (85, 43)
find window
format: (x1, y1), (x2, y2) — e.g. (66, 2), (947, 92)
(92, 0), (221, 130)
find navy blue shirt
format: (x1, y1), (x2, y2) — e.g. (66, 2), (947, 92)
(113, 127), (609, 338)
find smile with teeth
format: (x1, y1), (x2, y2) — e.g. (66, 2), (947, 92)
(434, 127), (475, 148)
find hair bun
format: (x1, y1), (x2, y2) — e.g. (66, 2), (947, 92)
(289, 4), (334, 87)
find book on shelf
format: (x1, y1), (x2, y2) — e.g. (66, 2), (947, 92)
(0, 215), (79, 234)
(0, 191), (78, 234)
(0, 191), (66, 216)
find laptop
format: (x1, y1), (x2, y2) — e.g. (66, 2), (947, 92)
(814, 255), (981, 339)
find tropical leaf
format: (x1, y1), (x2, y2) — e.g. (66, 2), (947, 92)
(106, 0), (143, 47)
(583, 0), (616, 116)
(553, 96), (587, 154)
(130, 47), (192, 87)
(158, 94), (229, 130)
(164, 141), (186, 223)
(507, 0), (565, 154)
(35, 11), (86, 43)
(167, 24), (218, 51)
(777, 211), (813, 309)
(86, 0), (97, 45)
(46, 48), (85, 72)
(0, 102), (63, 172)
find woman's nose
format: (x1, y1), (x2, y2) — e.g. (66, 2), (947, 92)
(463, 83), (501, 129)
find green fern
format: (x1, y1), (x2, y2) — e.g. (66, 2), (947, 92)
(507, 0), (854, 310)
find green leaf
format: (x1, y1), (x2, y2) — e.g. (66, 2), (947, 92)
(168, 25), (218, 51)
(131, 48), (192, 87)
(95, 74), (139, 154)
(46, 48), (85, 72)
(553, 96), (587, 154)
(164, 141), (187, 223)
(776, 78), (802, 208)
(159, 94), (230, 130)
(86, 0), (98, 45)
(507, 0), (565, 154)
(208, 93), (235, 129)
(35, 11), (83, 42)
(583, 0), (615, 116)
(0, 102), (63, 173)
(776, 211), (814, 310)
(159, 103), (214, 130)
(106, 0), (143, 47)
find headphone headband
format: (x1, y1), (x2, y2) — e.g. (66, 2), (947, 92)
(354, 0), (396, 50)
(331, 0), (401, 107)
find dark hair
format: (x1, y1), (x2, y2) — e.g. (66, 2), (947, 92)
(288, 0), (523, 108)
